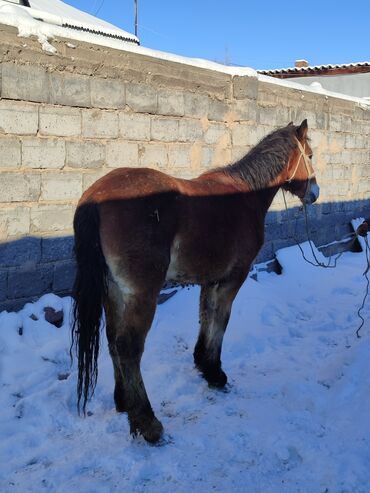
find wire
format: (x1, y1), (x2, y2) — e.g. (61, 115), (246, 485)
(356, 236), (370, 338)
(94, 0), (105, 16)
(280, 190), (370, 337)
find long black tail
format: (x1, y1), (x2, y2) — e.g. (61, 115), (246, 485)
(71, 202), (108, 414)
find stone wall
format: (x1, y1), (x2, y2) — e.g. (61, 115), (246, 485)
(0, 24), (369, 310)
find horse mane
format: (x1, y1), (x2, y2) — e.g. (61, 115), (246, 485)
(223, 124), (299, 190)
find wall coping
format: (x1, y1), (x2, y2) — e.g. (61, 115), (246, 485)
(0, 21), (369, 108)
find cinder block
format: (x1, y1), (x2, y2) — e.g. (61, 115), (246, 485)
(201, 146), (214, 168)
(183, 92), (209, 118)
(233, 76), (258, 100)
(82, 171), (108, 192)
(0, 206), (30, 239)
(0, 100), (38, 135)
(41, 236), (74, 262)
(7, 264), (53, 299)
(208, 99), (229, 122)
(211, 147), (231, 167)
(53, 260), (76, 292)
(0, 172), (40, 202)
(139, 143), (167, 168)
(49, 72), (91, 107)
(39, 106), (81, 137)
(66, 141), (105, 168)
(232, 124), (261, 147)
(0, 296), (35, 313)
(0, 236), (41, 268)
(151, 117), (179, 142)
(82, 109), (119, 138)
(119, 112), (151, 141)
(126, 83), (157, 114)
(259, 105), (290, 126)
(328, 114), (342, 132)
(0, 137), (21, 168)
(106, 141), (139, 168)
(204, 123), (230, 145)
(178, 119), (203, 142)
(231, 146), (249, 162)
(53, 261), (76, 293)
(1, 62), (49, 103)
(91, 78), (125, 109)
(30, 204), (74, 234)
(0, 271), (7, 302)
(168, 145), (191, 168)
(41, 173), (82, 201)
(233, 99), (258, 122)
(22, 138), (65, 169)
(157, 89), (185, 117)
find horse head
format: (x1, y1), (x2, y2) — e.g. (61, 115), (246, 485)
(282, 120), (320, 205)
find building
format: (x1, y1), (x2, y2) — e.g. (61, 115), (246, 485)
(259, 60), (370, 99)
(0, 0), (139, 45)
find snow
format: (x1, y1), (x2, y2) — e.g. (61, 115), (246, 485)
(1, 232), (370, 492)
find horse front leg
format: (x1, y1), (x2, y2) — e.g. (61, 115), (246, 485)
(194, 276), (245, 388)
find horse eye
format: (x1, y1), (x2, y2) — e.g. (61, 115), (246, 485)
(308, 154), (313, 159)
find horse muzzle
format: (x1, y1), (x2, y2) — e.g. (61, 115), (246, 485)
(303, 178), (320, 205)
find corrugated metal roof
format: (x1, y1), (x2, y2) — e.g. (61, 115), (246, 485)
(2, 0), (139, 44)
(259, 61), (370, 76)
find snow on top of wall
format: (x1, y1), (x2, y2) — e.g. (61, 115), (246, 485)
(0, 0), (257, 76)
(0, 0), (369, 106)
(258, 74), (370, 106)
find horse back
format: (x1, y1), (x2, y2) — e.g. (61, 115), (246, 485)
(80, 167), (263, 288)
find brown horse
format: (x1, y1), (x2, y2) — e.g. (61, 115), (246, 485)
(71, 120), (319, 443)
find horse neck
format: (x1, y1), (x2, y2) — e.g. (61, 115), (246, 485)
(251, 184), (281, 217)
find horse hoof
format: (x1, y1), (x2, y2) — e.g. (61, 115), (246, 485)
(206, 369), (228, 388)
(130, 415), (164, 444)
(141, 417), (164, 444)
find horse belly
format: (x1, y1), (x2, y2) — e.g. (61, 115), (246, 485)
(165, 236), (234, 285)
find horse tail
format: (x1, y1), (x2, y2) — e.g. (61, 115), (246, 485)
(71, 201), (108, 415)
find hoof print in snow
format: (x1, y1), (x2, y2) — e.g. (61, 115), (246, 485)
(58, 372), (70, 381)
(44, 307), (64, 328)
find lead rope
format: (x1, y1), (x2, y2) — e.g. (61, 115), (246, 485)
(281, 189), (370, 337)
(281, 189), (356, 268)
(356, 235), (370, 338)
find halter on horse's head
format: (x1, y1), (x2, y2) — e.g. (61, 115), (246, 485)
(283, 119), (320, 205)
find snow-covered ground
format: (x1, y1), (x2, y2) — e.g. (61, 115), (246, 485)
(1, 238), (370, 493)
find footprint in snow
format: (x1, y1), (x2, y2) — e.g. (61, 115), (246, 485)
(332, 286), (356, 296)
(275, 445), (303, 470)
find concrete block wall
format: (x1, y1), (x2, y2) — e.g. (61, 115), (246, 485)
(0, 23), (369, 310)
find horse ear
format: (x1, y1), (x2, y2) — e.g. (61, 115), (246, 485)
(296, 119), (308, 139)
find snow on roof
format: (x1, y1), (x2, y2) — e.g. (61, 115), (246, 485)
(259, 61), (370, 77)
(0, 0), (139, 45)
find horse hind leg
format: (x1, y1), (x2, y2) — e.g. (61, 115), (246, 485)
(105, 277), (163, 443)
(194, 277), (244, 388)
(104, 280), (127, 413)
